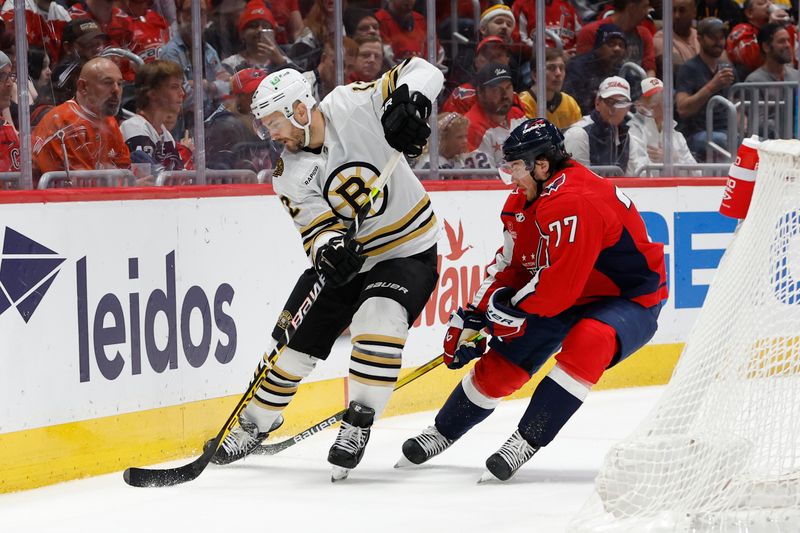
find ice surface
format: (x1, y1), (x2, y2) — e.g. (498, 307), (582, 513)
(0, 386), (664, 533)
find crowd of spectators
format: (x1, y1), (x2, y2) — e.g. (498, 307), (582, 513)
(0, 0), (797, 187)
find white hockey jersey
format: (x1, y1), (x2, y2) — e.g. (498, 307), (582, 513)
(273, 57), (444, 270)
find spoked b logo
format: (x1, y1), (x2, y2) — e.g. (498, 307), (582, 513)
(324, 161), (389, 220)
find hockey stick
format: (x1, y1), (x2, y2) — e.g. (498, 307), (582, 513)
(123, 152), (403, 488)
(254, 332), (484, 455)
(254, 352), (447, 455)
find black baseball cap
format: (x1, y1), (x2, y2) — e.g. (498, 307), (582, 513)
(62, 19), (108, 44)
(475, 63), (512, 88)
(594, 23), (627, 49)
(697, 17), (725, 37)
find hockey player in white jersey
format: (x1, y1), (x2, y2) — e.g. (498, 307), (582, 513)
(210, 58), (444, 481)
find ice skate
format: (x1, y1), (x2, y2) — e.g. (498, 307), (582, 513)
(328, 401), (374, 482)
(396, 425), (455, 467)
(478, 429), (539, 483)
(208, 414), (284, 465)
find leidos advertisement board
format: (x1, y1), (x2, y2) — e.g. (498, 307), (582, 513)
(0, 195), (304, 433)
(0, 184), (734, 433)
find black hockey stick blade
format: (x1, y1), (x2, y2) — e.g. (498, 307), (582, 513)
(123, 354), (277, 488)
(123, 436), (220, 487)
(254, 352), (448, 456)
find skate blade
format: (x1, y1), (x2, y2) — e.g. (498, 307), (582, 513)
(477, 470), (501, 484)
(330, 466), (351, 482)
(394, 455), (415, 469)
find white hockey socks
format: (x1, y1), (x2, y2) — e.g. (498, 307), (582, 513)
(243, 346), (318, 433)
(347, 297), (409, 419)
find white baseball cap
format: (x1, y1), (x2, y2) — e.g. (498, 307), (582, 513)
(598, 76), (631, 100)
(640, 77), (664, 98)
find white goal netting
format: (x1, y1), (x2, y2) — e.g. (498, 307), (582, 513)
(570, 139), (800, 533)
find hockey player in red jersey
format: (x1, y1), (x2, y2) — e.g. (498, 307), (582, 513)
(399, 118), (667, 482)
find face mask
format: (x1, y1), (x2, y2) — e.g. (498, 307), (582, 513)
(252, 117), (271, 140)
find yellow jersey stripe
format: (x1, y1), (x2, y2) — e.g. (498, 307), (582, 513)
(260, 380), (299, 395)
(357, 196), (430, 244)
(271, 364), (302, 383)
(253, 396), (287, 410)
(352, 334), (407, 348)
(362, 215), (437, 257)
(303, 224), (346, 253)
(349, 371), (398, 387)
(300, 211), (338, 237)
(351, 350), (403, 367)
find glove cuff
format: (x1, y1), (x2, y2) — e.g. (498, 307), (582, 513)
(311, 230), (344, 264)
(487, 287), (527, 323)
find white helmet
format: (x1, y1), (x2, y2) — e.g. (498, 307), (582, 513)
(251, 68), (317, 147)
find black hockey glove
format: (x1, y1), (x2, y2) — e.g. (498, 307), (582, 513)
(381, 84), (432, 158)
(314, 235), (366, 287)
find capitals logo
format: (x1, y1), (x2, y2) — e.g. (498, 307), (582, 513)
(451, 86), (476, 101)
(0, 227), (64, 322)
(541, 173), (567, 197)
(323, 161), (389, 220)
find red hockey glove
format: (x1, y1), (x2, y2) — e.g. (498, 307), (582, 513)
(443, 307), (487, 369)
(486, 287), (528, 341)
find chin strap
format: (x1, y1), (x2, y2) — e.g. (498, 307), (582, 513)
(289, 115), (311, 147)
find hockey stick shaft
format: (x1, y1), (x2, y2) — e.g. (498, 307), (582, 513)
(255, 353), (445, 455)
(254, 333), (485, 456)
(123, 152), (402, 488)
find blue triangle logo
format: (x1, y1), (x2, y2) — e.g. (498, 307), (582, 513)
(2, 227), (58, 255)
(0, 227), (64, 322)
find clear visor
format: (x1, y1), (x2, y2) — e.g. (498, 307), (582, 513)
(498, 160), (528, 185)
(497, 164), (514, 185)
(253, 117), (271, 141)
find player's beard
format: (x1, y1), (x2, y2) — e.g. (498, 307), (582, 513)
(282, 127), (306, 153)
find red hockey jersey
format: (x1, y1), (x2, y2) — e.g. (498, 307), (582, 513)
(126, 10), (169, 64)
(471, 161), (667, 317)
(68, 1), (137, 80)
(512, 0), (582, 51)
(0, 121), (20, 171)
(1, 0), (71, 63)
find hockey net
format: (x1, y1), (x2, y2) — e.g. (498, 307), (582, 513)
(570, 139), (800, 533)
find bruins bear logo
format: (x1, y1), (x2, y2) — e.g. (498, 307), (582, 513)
(273, 158), (284, 178)
(323, 161), (389, 220)
(277, 309), (292, 330)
